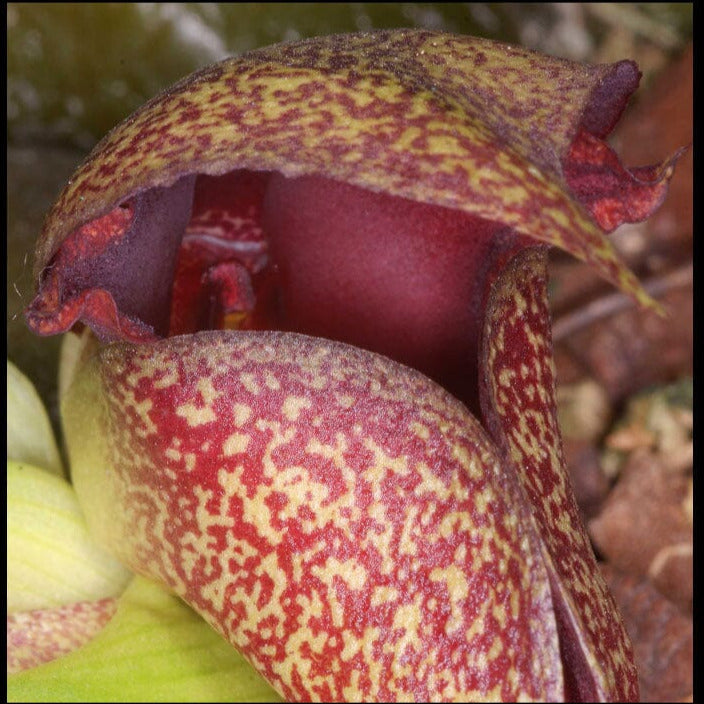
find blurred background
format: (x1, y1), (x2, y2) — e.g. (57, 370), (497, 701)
(6, 5), (693, 701)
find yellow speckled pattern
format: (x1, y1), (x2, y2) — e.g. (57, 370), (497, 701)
(480, 247), (638, 700)
(64, 330), (566, 702)
(34, 30), (663, 310)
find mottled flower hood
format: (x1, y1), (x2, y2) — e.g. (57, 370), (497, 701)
(27, 30), (675, 343)
(23, 30), (680, 703)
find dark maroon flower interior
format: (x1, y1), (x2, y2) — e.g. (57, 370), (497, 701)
(168, 171), (527, 415)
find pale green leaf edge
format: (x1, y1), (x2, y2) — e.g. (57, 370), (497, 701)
(7, 359), (64, 476)
(7, 460), (132, 612)
(8, 575), (283, 703)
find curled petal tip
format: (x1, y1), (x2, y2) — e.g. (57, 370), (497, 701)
(564, 130), (684, 235)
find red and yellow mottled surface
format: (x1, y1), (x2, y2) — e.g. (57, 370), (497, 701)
(480, 247), (637, 699)
(33, 30), (675, 311)
(66, 331), (566, 701)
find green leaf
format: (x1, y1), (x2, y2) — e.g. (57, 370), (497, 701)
(7, 575), (283, 703)
(7, 360), (63, 476)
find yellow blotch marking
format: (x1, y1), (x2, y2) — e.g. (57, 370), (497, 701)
(513, 291), (528, 316)
(282, 395), (312, 422)
(304, 433), (358, 508)
(335, 393), (355, 409)
(502, 665), (521, 695)
(124, 396), (157, 436)
(342, 670), (363, 701)
(197, 376), (221, 405)
(410, 421), (430, 441)
(394, 125), (424, 151)
(177, 484), (233, 615)
(510, 589), (520, 620)
(425, 133), (464, 156)
(398, 504), (420, 556)
(553, 506), (580, 544)
(314, 557), (368, 591)
(510, 445), (524, 465)
(362, 504), (395, 575)
(217, 465), (283, 545)
(176, 401), (217, 426)
(152, 365), (179, 389)
(391, 595), (424, 662)
(239, 372), (261, 395)
(412, 463), (453, 502)
(469, 533), (496, 576)
(340, 629), (364, 662)
(184, 453), (196, 471)
(492, 602), (508, 630)
(511, 414), (547, 467)
(289, 541), (325, 584)
(363, 438), (409, 487)
(324, 582), (345, 630)
(425, 668), (458, 701)
(370, 585), (400, 608)
(165, 447), (181, 462)
(295, 590), (324, 620)
(451, 443), (484, 481)
(474, 485), (496, 516)
(284, 625), (329, 682)
(263, 370), (280, 391)
(260, 644), (277, 658)
(224, 530), (261, 565)
(499, 368), (515, 388)
(305, 434), (346, 461)
(487, 635), (504, 662)
(525, 322), (545, 355)
(465, 595), (492, 644)
(254, 421), (297, 479)
(232, 402), (252, 426)
(180, 544), (199, 584)
(247, 551), (289, 625)
(223, 432), (250, 456)
(271, 465), (332, 528)
(430, 564), (469, 634)
(438, 510), (474, 540)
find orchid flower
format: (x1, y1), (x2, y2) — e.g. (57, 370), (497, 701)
(17, 30), (680, 702)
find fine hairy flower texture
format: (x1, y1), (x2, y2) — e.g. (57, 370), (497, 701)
(19, 29), (680, 702)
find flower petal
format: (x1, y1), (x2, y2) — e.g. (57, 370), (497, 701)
(27, 30), (678, 341)
(63, 330), (564, 701)
(479, 247), (638, 700)
(564, 129), (683, 233)
(7, 360), (63, 477)
(7, 461), (132, 612)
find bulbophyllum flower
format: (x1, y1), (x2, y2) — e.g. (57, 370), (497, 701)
(22, 30), (679, 702)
